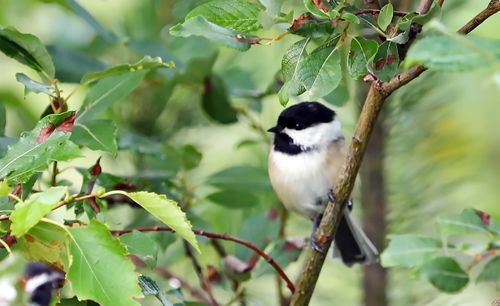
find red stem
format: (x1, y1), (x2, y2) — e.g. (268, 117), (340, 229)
(112, 226), (296, 293)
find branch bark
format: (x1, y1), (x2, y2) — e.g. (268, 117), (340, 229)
(289, 2), (500, 305)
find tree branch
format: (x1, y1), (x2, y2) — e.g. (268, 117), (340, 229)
(289, 1), (500, 304)
(112, 226), (296, 293)
(355, 8), (408, 17)
(183, 241), (219, 306)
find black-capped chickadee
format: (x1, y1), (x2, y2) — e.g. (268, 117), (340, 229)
(23, 263), (64, 306)
(267, 101), (378, 266)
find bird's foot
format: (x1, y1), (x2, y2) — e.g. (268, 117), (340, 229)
(310, 234), (324, 253)
(328, 189), (335, 202)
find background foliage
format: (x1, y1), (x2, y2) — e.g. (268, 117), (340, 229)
(0, 0), (499, 305)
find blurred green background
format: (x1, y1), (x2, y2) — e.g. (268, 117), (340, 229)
(0, 0), (499, 305)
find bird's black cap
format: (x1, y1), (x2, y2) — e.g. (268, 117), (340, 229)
(268, 101), (335, 132)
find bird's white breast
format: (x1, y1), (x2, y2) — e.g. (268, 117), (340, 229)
(268, 147), (338, 218)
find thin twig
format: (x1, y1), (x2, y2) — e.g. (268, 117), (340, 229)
(112, 226), (296, 293)
(355, 8), (408, 17)
(289, 1), (500, 304)
(466, 249), (500, 271)
(183, 241), (219, 306)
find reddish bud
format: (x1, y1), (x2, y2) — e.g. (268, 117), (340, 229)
(474, 209), (491, 225)
(91, 157), (102, 176)
(207, 265), (221, 283)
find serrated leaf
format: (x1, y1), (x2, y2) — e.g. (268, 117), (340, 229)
(0, 112), (80, 183)
(207, 190), (257, 209)
(170, 16), (252, 51)
(76, 71), (147, 122)
(348, 37), (378, 79)
(16, 221), (71, 271)
(15, 73), (54, 97)
(10, 186), (67, 237)
(81, 56), (174, 85)
(477, 256), (500, 287)
(68, 220), (142, 306)
(297, 36), (342, 98)
(369, 41), (399, 82)
(377, 3), (393, 31)
(436, 209), (489, 237)
(186, 0), (264, 33)
(278, 38), (309, 105)
(207, 166), (271, 192)
(304, 0), (329, 18)
(110, 191), (199, 253)
(406, 35), (500, 71)
(202, 75), (237, 124)
(71, 120), (118, 155)
(381, 234), (442, 268)
(417, 256), (469, 293)
(0, 26), (55, 78)
(119, 231), (159, 269)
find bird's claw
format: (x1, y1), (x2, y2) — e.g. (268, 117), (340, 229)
(310, 235), (324, 253)
(328, 189), (335, 203)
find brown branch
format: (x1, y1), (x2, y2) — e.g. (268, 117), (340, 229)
(466, 248), (500, 271)
(289, 1), (500, 304)
(355, 8), (409, 17)
(416, 0), (434, 14)
(112, 226), (296, 293)
(183, 241), (219, 306)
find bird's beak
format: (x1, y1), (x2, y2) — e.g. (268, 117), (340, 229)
(267, 126), (282, 133)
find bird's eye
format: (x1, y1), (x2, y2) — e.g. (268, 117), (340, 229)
(294, 123), (303, 129)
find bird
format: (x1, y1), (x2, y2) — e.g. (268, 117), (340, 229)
(267, 101), (378, 266)
(23, 263), (64, 306)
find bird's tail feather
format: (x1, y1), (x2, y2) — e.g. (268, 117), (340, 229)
(332, 209), (378, 266)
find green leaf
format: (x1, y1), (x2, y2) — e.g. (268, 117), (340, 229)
(490, 218), (500, 235)
(297, 36), (342, 98)
(15, 73), (54, 97)
(381, 234), (442, 268)
(47, 46), (107, 83)
(202, 75), (238, 124)
(16, 221), (71, 271)
(181, 145), (203, 170)
(417, 256), (469, 293)
(119, 231), (159, 269)
(236, 211), (280, 261)
(436, 209), (489, 236)
(347, 37), (378, 79)
(377, 3), (393, 31)
(278, 38), (310, 105)
(68, 220), (142, 306)
(323, 81), (349, 106)
(76, 71), (147, 122)
(0, 180), (9, 196)
(139, 275), (172, 306)
(288, 13), (335, 38)
(0, 100), (5, 136)
(342, 13), (360, 24)
(0, 112), (80, 183)
(304, 0), (329, 18)
(170, 16), (252, 51)
(10, 186), (66, 237)
(71, 120), (118, 155)
(369, 41), (399, 82)
(207, 166), (271, 192)
(253, 239), (303, 276)
(0, 26), (55, 78)
(186, 0), (264, 33)
(109, 191), (199, 253)
(207, 190), (257, 209)
(406, 35), (500, 71)
(477, 256), (500, 287)
(81, 56), (174, 85)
